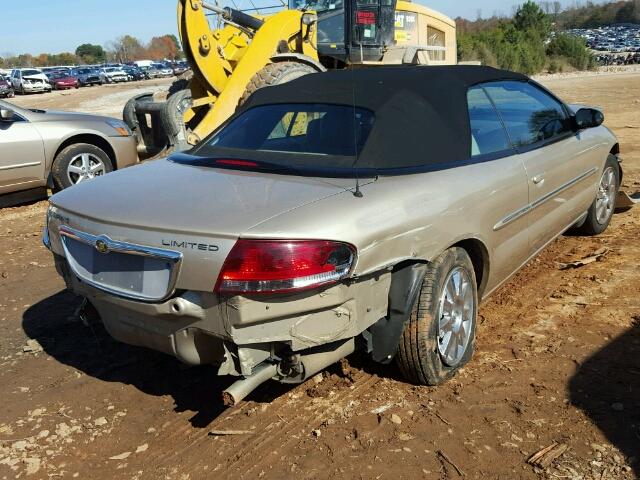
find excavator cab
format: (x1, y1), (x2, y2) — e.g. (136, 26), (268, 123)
(289, 0), (397, 65)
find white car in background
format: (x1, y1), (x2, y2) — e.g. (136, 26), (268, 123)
(10, 68), (51, 94)
(151, 63), (174, 77)
(99, 67), (128, 84)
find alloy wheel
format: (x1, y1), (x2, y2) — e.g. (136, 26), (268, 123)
(595, 166), (616, 224)
(437, 267), (475, 367)
(66, 153), (106, 185)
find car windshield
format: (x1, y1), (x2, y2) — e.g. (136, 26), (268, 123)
(51, 73), (67, 79)
(187, 103), (375, 173)
(22, 69), (41, 76)
(105, 68), (117, 72)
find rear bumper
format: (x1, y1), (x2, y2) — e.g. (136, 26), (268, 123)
(52, 252), (390, 376)
(108, 135), (138, 169)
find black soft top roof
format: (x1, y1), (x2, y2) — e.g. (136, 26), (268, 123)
(240, 66), (528, 169)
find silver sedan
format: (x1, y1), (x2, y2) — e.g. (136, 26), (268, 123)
(0, 100), (138, 206)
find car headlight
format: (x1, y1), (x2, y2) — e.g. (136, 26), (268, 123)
(106, 119), (132, 137)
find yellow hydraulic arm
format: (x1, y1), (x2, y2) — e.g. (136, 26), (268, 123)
(178, 0), (318, 144)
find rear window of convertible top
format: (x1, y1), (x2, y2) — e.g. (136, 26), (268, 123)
(184, 103), (376, 171)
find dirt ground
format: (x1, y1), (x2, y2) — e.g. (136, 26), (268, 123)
(8, 78), (173, 118)
(1, 73), (639, 480)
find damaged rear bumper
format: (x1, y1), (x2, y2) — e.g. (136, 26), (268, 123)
(53, 253), (390, 379)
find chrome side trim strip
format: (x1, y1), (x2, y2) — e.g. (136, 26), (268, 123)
(494, 166), (598, 231)
(58, 225), (183, 303)
(0, 161), (41, 171)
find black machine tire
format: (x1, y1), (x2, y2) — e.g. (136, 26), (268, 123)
(396, 248), (478, 386)
(575, 154), (620, 236)
(239, 61), (318, 105)
(160, 88), (193, 144)
(167, 70), (193, 98)
(122, 92), (154, 132)
(51, 143), (113, 190)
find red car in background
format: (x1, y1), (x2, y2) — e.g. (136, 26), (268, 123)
(0, 74), (14, 98)
(48, 72), (79, 90)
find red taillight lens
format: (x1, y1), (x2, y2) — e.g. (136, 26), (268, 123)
(215, 240), (356, 294)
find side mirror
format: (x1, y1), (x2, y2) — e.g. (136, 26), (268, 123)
(573, 108), (604, 130)
(0, 107), (14, 121)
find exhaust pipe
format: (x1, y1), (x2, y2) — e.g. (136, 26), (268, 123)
(281, 338), (356, 384)
(223, 362), (278, 407)
(221, 338), (356, 406)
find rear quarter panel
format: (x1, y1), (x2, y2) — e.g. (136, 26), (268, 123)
(245, 155), (531, 298)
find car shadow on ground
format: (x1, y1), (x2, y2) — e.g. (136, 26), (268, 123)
(22, 290), (293, 428)
(569, 316), (640, 475)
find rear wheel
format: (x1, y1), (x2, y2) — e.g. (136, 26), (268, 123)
(51, 143), (113, 190)
(396, 248), (478, 385)
(576, 154), (620, 236)
(239, 62), (319, 105)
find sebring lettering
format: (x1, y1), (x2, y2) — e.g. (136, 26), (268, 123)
(162, 240), (219, 252)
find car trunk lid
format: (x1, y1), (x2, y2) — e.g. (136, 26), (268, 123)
(47, 160), (354, 294)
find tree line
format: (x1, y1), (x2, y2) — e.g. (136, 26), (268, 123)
(0, 34), (184, 68)
(556, 0), (640, 28)
(456, 1), (614, 74)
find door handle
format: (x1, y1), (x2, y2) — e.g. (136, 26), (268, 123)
(532, 175), (545, 185)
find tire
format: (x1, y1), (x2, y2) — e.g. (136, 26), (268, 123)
(576, 154), (620, 236)
(239, 61), (319, 106)
(160, 88), (192, 144)
(123, 92), (154, 132)
(51, 143), (113, 190)
(167, 70), (193, 97)
(396, 247), (478, 386)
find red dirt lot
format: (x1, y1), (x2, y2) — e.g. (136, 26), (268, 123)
(1, 73), (639, 480)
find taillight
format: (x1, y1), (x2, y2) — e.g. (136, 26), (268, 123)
(215, 239), (356, 294)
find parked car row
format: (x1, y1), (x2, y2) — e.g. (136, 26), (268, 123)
(594, 52), (640, 66)
(2, 61), (190, 95)
(567, 24), (640, 53)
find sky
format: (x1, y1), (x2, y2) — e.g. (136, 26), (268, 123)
(1, 0), (582, 56)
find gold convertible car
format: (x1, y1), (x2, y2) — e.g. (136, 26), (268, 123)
(43, 66), (621, 404)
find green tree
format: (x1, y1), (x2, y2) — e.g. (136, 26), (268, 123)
(75, 43), (106, 64)
(514, 1), (551, 36)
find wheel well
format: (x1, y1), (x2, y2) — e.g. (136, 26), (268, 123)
(452, 238), (489, 298)
(610, 143), (623, 183)
(54, 134), (117, 169)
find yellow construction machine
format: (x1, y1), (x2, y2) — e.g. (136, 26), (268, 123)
(124, 0), (457, 157)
